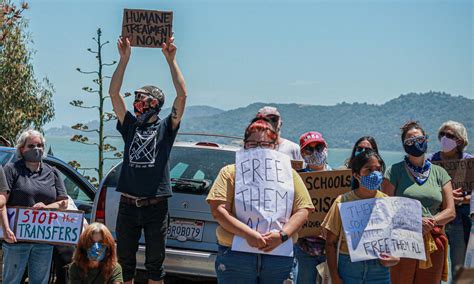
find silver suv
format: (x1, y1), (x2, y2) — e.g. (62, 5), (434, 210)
(91, 139), (239, 280)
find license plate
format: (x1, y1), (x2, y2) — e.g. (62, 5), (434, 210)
(167, 218), (204, 242)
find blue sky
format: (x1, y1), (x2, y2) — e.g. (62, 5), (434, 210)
(18, 0), (473, 127)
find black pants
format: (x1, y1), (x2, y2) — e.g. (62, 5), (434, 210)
(116, 200), (169, 281)
(52, 245), (75, 284)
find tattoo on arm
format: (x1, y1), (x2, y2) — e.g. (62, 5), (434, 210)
(172, 107), (178, 119)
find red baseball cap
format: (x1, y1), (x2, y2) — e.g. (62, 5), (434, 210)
(299, 131), (327, 150)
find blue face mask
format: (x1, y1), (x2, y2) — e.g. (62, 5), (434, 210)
(360, 171), (383, 190)
(87, 242), (107, 262)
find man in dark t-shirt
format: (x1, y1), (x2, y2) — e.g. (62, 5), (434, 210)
(109, 35), (187, 284)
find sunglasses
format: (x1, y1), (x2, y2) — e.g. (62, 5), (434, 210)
(245, 140), (276, 149)
(303, 143), (325, 154)
(26, 143), (44, 149)
(439, 132), (457, 140)
(355, 146), (371, 153)
(403, 135), (428, 146)
(266, 115), (280, 124)
(134, 92), (153, 101)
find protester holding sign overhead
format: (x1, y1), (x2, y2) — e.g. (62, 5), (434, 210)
(0, 129), (69, 284)
(427, 120), (473, 275)
(207, 117), (314, 283)
(292, 131), (331, 284)
(109, 19), (187, 283)
(69, 222), (123, 284)
(322, 149), (399, 284)
(383, 121), (455, 283)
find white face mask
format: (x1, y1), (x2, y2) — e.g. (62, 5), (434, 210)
(441, 136), (458, 153)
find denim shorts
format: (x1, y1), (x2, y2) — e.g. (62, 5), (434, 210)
(215, 245), (294, 284)
(116, 200), (169, 281)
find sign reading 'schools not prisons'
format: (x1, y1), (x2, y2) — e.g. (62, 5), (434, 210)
(339, 197), (425, 262)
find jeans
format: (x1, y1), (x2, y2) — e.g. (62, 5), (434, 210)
(292, 244), (326, 284)
(215, 245), (294, 284)
(2, 242), (53, 284)
(338, 254), (390, 284)
(116, 200), (169, 281)
(446, 205), (471, 274)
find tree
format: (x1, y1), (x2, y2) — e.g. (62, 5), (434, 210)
(0, 1), (27, 45)
(69, 28), (125, 186)
(0, 0), (55, 143)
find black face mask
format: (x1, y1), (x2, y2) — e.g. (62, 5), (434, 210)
(403, 140), (428, 157)
(23, 148), (43, 162)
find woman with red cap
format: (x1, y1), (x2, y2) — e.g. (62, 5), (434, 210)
(292, 131), (332, 283)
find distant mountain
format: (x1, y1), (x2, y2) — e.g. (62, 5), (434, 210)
(45, 105), (225, 137)
(46, 92), (474, 152)
(179, 92), (473, 152)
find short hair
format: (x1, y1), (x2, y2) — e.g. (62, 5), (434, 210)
(400, 121), (426, 142)
(15, 129), (46, 159)
(438, 120), (469, 152)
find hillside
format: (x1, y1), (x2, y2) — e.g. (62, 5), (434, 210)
(179, 92), (473, 152)
(46, 92), (474, 152)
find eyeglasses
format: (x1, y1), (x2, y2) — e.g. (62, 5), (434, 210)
(439, 132), (457, 140)
(303, 143), (325, 154)
(403, 135), (428, 146)
(245, 140), (276, 149)
(26, 143), (44, 149)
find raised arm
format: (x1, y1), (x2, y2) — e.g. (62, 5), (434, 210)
(162, 36), (187, 130)
(109, 37), (131, 125)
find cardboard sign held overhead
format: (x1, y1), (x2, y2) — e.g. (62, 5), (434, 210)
(122, 9), (173, 48)
(298, 170), (352, 238)
(432, 158), (474, 194)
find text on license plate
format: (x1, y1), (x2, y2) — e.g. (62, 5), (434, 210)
(167, 218), (205, 242)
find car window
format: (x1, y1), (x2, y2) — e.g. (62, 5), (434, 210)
(0, 151), (14, 166)
(57, 171), (93, 203)
(170, 147), (235, 182)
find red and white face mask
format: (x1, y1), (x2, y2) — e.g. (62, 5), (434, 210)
(133, 93), (159, 117)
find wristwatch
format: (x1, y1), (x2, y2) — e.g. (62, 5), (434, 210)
(279, 230), (289, 242)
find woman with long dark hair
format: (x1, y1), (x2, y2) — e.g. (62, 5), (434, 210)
(323, 149), (399, 283)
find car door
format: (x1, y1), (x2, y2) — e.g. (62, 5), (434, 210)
(45, 159), (96, 222)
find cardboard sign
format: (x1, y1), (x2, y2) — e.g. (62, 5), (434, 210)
(232, 149), (295, 257)
(432, 158), (474, 194)
(298, 170), (352, 237)
(291, 160), (304, 171)
(122, 9), (173, 48)
(0, 207), (84, 246)
(339, 197), (426, 262)
(0, 208), (18, 239)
